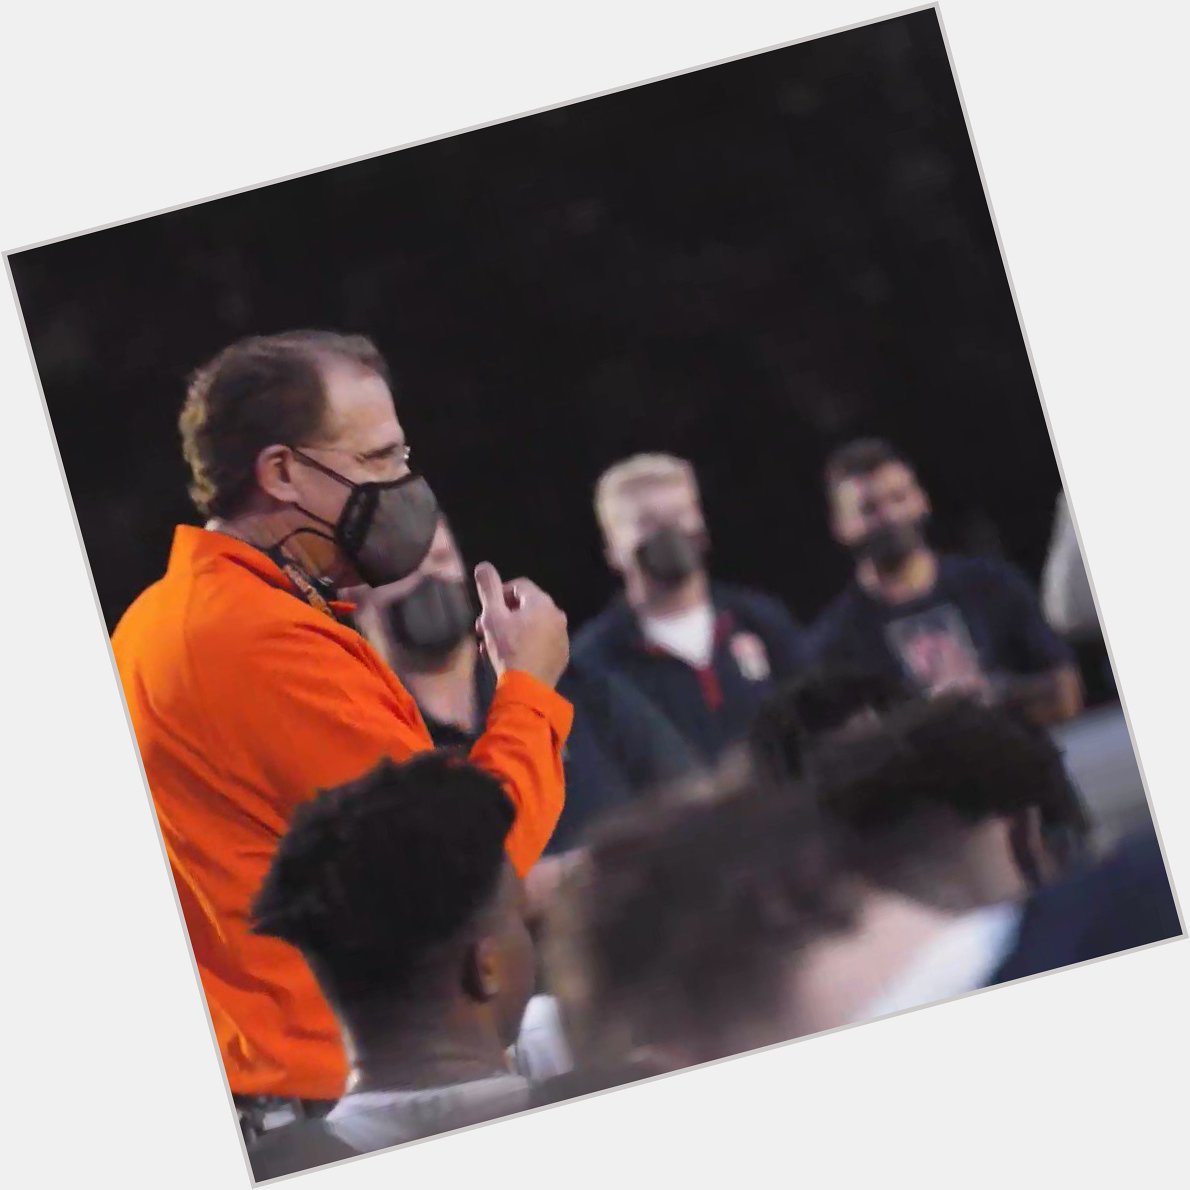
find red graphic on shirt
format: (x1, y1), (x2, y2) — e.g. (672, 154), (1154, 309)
(903, 630), (976, 687)
(730, 632), (772, 682)
(885, 606), (987, 698)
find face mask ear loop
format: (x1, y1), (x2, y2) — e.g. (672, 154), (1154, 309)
(290, 446), (423, 495)
(288, 507), (340, 535)
(282, 448), (355, 552)
(288, 446), (354, 489)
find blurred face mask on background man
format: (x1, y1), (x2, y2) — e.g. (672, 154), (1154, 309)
(833, 462), (931, 574)
(385, 576), (476, 660)
(850, 516), (928, 570)
(635, 526), (708, 588)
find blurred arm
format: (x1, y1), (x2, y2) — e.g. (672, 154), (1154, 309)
(994, 665), (1084, 726)
(994, 555), (1085, 725)
(470, 670), (574, 876)
(1041, 493), (1100, 639)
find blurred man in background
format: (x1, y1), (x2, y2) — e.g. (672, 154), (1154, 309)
(248, 753), (539, 1178)
(573, 453), (807, 764)
(353, 517), (701, 861)
(990, 820), (1180, 985)
(807, 439), (1082, 726)
(798, 695), (1087, 1020)
(800, 694), (1175, 1008)
(542, 692), (1156, 1088)
(543, 777), (857, 1076)
(111, 331), (572, 1118)
(750, 665), (1089, 867)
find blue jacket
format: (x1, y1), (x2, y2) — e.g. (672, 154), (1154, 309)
(571, 583), (808, 765)
(989, 824), (1181, 985)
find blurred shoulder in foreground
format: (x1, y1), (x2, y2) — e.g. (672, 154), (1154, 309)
(990, 822), (1182, 986)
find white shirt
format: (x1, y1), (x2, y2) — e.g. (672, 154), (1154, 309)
(861, 903), (1023, 1020)
(641, 604), (716, 668)
(325, 996), (573, 1152)
(508, 994), (574, 1082)
(326, 1074), (531, 1153)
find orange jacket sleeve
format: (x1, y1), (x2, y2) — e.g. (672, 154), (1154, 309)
(470, 670), (574, 873)
(227, 617), (572, 873)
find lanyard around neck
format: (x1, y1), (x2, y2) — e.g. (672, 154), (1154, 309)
(265, 545), (339, 620)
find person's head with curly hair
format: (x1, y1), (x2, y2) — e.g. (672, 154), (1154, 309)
(749, 663), (914, 785)
(251, 750), (536, 1088)
(806, 693), (1079, 909)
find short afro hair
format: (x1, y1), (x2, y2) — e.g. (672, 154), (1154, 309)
(749, 665), (914, 784)
(251, 751), (514, 1007)
(807, 694), (1074, 831)
(804, 695), (1085, 900)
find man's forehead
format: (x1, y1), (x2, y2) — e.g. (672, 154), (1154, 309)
(612, 476), (700, 517)
(318, 359), (403, 444)
(835, 463), (917, 505)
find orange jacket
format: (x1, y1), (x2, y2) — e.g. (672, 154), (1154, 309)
(112, 526), (572, 1100)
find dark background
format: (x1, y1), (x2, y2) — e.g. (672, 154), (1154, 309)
(11, 11), (1073, 665)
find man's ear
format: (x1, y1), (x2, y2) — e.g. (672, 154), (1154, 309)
(462, 937), (500, 1004)
(256, 444), (298, 504)
(1007, 806), (1048, 890)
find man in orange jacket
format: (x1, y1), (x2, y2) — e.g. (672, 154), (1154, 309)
(111, 330), (572, 1116)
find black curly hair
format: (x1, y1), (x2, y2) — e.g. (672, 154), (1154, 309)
(251, 750), (514, 1008)
(805, 694), (1083, 899)
(749, 664), (914, 784)
(808, 694), (1073, 828)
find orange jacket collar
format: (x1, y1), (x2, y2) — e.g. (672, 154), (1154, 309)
(168, 525), (358, 616)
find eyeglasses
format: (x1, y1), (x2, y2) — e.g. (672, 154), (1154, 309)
(297, 442), (412, 468)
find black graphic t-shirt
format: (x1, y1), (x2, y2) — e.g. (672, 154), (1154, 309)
(807, 555), (1074, 694)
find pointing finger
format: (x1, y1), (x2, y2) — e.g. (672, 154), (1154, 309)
(474, 563), (505, 614)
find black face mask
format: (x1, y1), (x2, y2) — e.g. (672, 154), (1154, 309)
(851, 519), (927, 570)
(636, 526), (706, 587)
(289, 449), (440, 586)
(385, 577), (475, 660)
